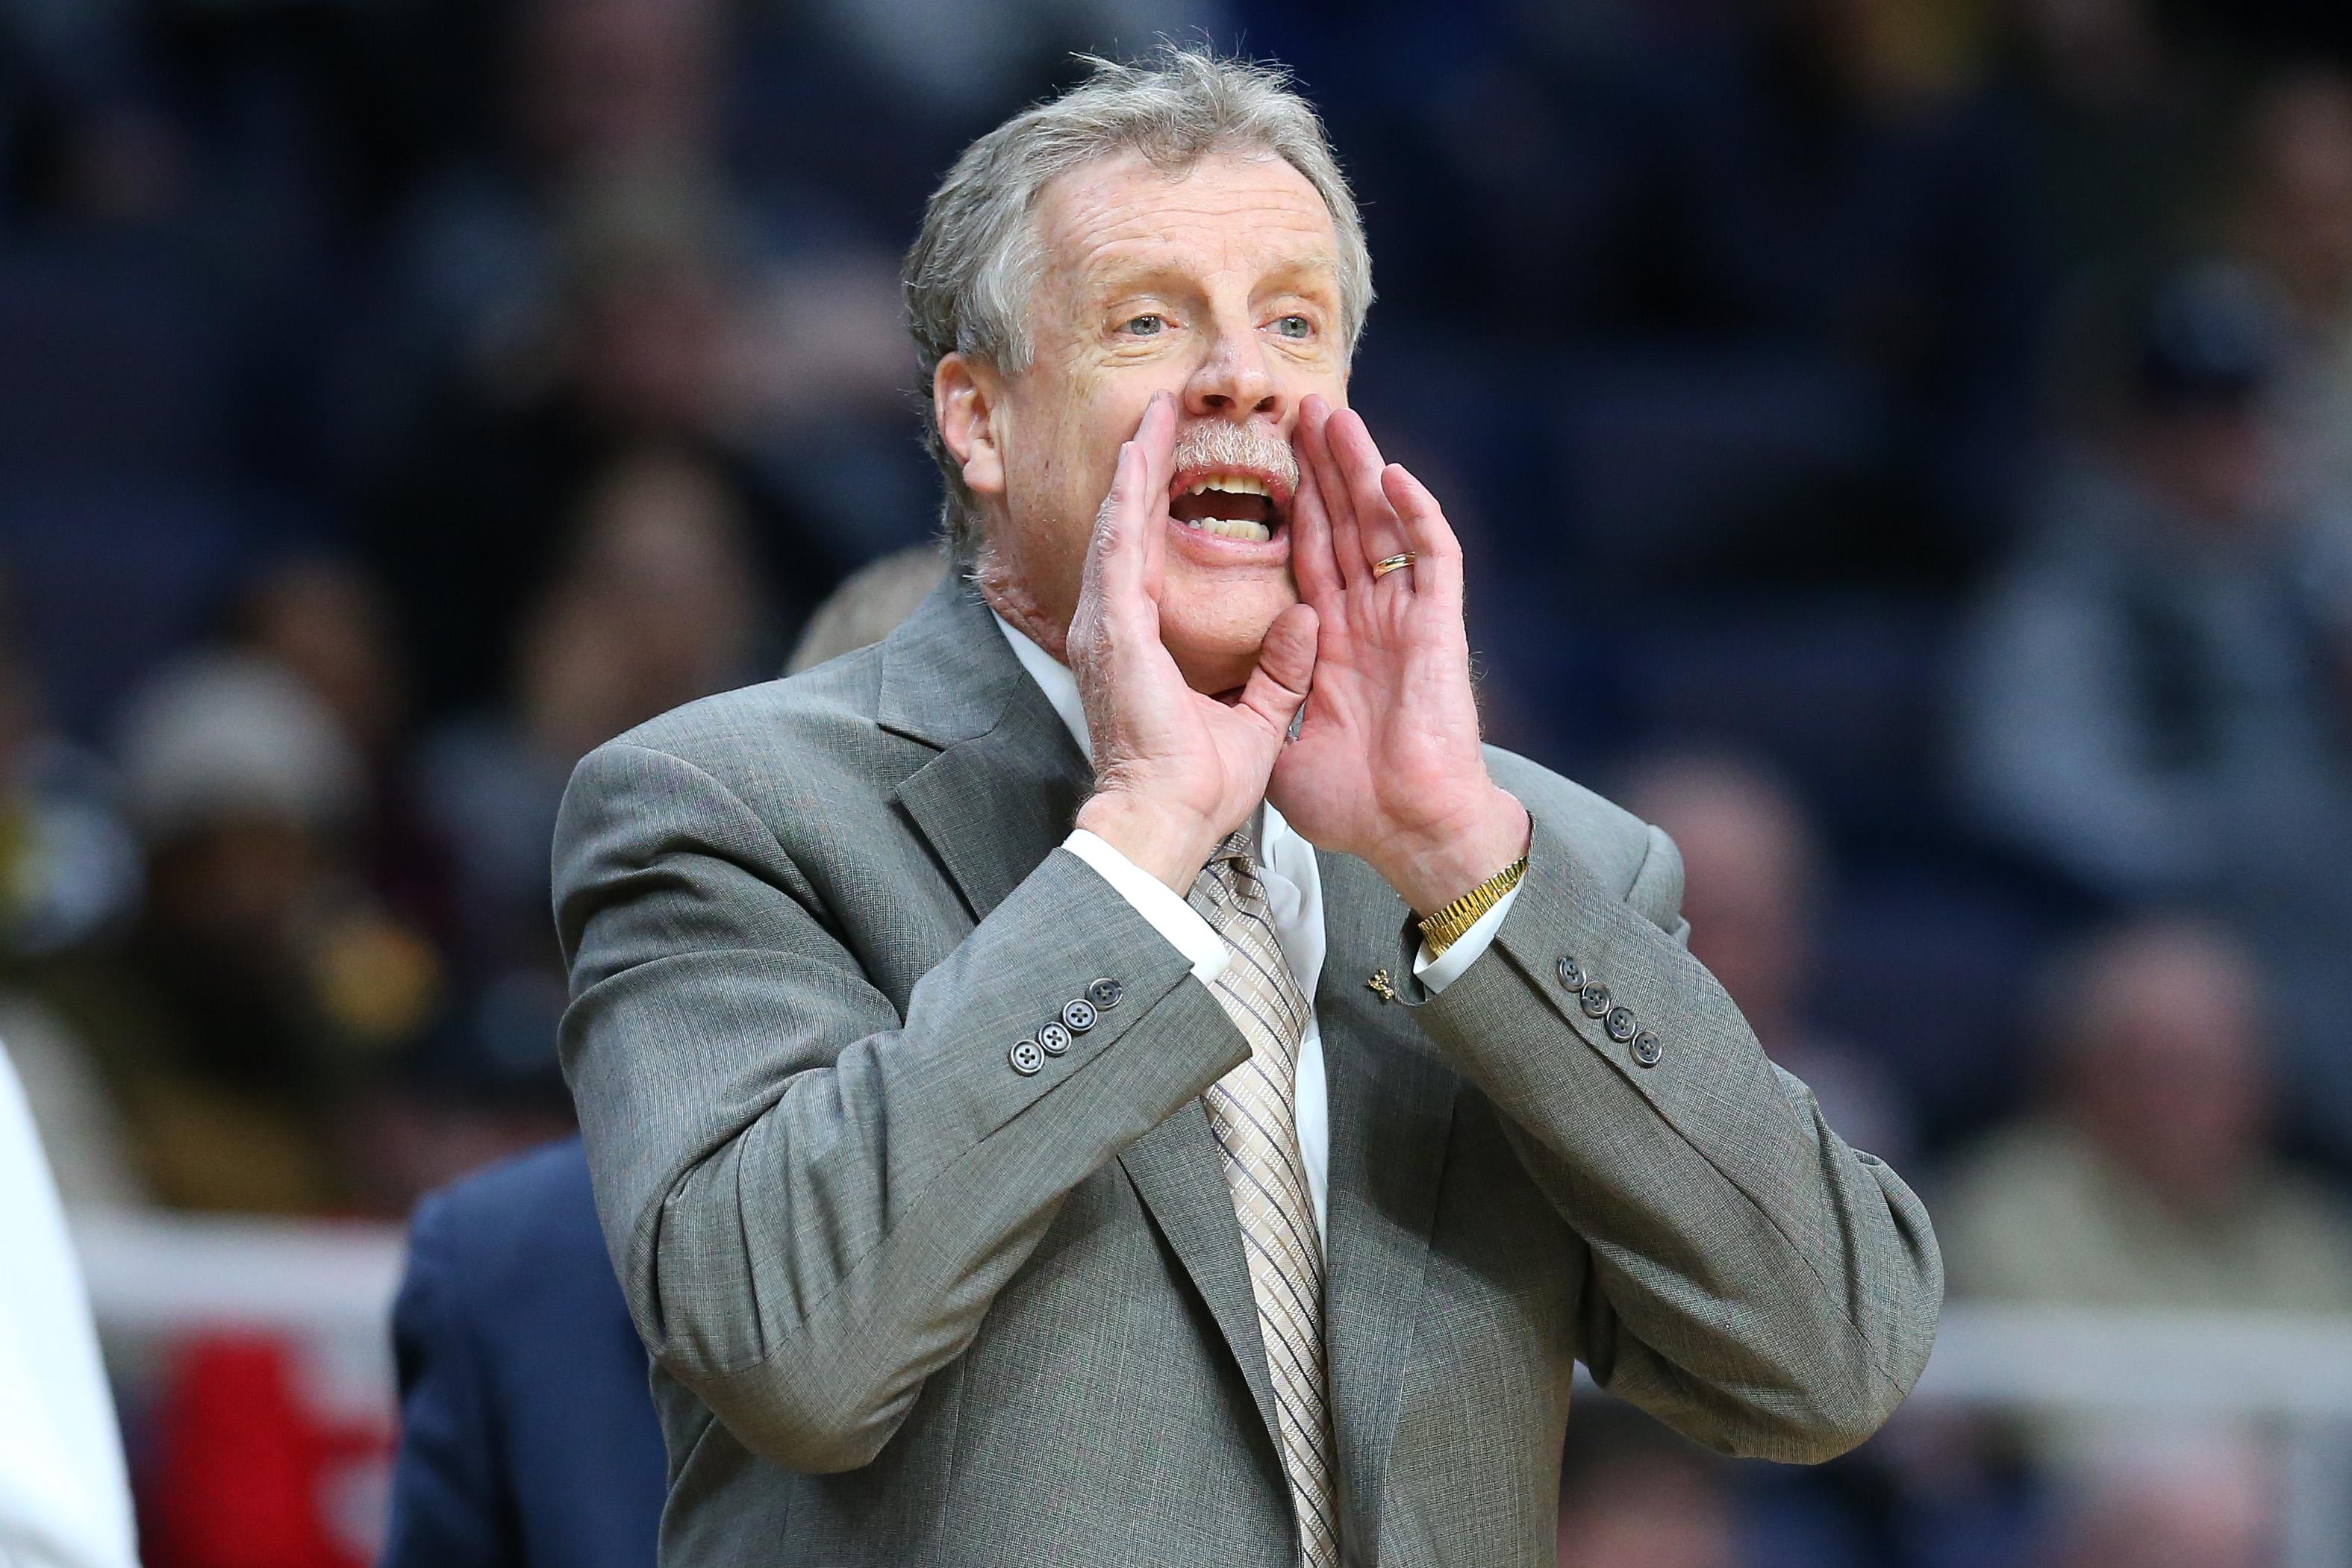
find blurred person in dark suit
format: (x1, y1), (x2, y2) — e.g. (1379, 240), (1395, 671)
(1953, 262), (2352, 1157)
(383, 1136), (664, 1568)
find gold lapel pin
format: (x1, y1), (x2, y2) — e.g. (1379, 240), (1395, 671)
(1366, 969), (1397, 1004)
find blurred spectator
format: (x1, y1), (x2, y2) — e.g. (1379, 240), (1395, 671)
(225, 555), (455, 944)
(383, 1137), (663, 1568)
(231, 557), (406, 772)
(1373, 0), (2047, 587)
(785, 544), (948, 675)
(379, 0), (736, 394)
(417, 444), (774, 1094)
(2234, 69), (2352, 531)
(0, 613), (140, 963)
(372, 160), (851, 716)
(1995, 0), (2242, 312)
(1620, 749), (1915, 1165)
(1939, 916), (2352, 1525)
(2036, 1453), (2268, 1568)
(34, 653), (440, 1213)
(0, 1037), (140, 1568)
(1941, 916), (2352, 1313)
(1556, 1405), (1745, 1568)
(0, 586), (144, 1211)
(1952, 262), (2352, 1149)
(0, 0), (193, 237)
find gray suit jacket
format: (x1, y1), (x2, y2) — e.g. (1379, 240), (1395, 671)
(553, 578), (1941, 1567)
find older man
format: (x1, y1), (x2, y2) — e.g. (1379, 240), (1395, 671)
(554, 48), (1940, 1567)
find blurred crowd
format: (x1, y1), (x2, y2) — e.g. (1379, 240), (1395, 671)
(7, 0), (2352, 1564)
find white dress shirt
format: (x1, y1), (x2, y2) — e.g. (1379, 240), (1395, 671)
(992, 614), (1519, 1245)
(0, 1041), (139, 1568)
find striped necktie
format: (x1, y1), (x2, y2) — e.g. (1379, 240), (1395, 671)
(1188, 831), (1340, 1568)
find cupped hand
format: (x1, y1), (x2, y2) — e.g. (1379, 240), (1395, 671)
(1268, 394), (1528, 915)
(1068, 392), (1319, 893)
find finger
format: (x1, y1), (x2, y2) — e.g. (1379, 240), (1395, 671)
(1234, 601), (1316, 743)
(1379, 462), (1464, 605)
(1080, 440), (1161, 661)
(1297, 395), (1364, 588)
(1286, 440), (1344, 608)
(1087, 440), (1145, 593)
(1326, 408), (1410, 569)
(1133, 390), (1176, 590)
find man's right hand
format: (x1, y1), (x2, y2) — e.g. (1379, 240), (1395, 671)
(1068, 392), (1319, 893)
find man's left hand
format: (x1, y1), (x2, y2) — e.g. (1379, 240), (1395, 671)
(1270, 394), (1529, 916)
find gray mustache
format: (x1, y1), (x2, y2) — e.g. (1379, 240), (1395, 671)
(1170, 421), (1299, 492)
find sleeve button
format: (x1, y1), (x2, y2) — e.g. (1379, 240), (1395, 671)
(1061, 996), (1098, 1034)
(1605, 1005), (1638, 1043)
(1556, 955), (1582, 989)
(1578, 981), (1612, 1019)
(1086, 977), (1125, 1009)
(1630, 1031), (1662, 1068)
(1037, 1021), (1072, 1057)
(1009, 1039), (1046, 1075)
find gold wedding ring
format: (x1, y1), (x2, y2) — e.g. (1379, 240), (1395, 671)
(1372, 552), (1417, 580)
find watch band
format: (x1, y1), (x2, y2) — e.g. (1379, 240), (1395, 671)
(1417, 854), (1528, 958)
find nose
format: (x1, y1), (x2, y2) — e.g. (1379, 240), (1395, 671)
(1182, 310), (1282, 422)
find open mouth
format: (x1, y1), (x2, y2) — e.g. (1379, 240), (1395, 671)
(1167, 468), (1291, 544)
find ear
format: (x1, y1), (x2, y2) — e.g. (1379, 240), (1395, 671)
(935, 353), (1007, 504)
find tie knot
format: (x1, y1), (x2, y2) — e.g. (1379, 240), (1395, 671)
(1210, 829), (1254, 871)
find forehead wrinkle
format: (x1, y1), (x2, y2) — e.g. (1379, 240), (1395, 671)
(1039, 154), (1339, 302)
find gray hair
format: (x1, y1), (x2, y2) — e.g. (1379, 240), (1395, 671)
(902, 44), (1374, 560)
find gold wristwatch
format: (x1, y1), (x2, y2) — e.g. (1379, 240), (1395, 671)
(1417, 855), (1528, 958)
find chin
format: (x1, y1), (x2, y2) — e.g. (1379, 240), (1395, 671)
(1161, 578), (1296, 693)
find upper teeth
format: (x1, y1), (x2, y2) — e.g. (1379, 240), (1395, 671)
(1184, 475), (1270, 498)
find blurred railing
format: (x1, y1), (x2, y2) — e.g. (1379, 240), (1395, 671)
(70, 1214), (2352, 1568)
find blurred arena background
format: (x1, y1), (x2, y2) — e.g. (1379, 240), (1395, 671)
(7, 0), (2352, 1563)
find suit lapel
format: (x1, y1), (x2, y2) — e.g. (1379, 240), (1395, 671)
(876, 578), (1285, 1467)
(1117, 1105), (1286, 1459)
(881, 577), (1088, 923)
(892, 701), (1090, 925)
(1316, 849), (1457, 1556)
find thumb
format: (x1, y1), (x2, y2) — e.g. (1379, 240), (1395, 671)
(1235, 602), (1317, 741)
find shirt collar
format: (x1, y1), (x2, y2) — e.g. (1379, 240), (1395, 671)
(991, 607), (1094, 756)
(989, 608), (1297, 861)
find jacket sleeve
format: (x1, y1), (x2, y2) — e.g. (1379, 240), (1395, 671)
(552, 739), (1249, 1474)
(382, 1192), (508, 1568)
(1405, 805), (1942, 1464)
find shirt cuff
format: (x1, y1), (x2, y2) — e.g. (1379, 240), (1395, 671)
(1411, 883), (1521, 994)
(1063, 831), (1229, 985)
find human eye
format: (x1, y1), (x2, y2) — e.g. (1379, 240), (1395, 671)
(1272, 313), (1313, 340)
(1120, 312), (1168, 337)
